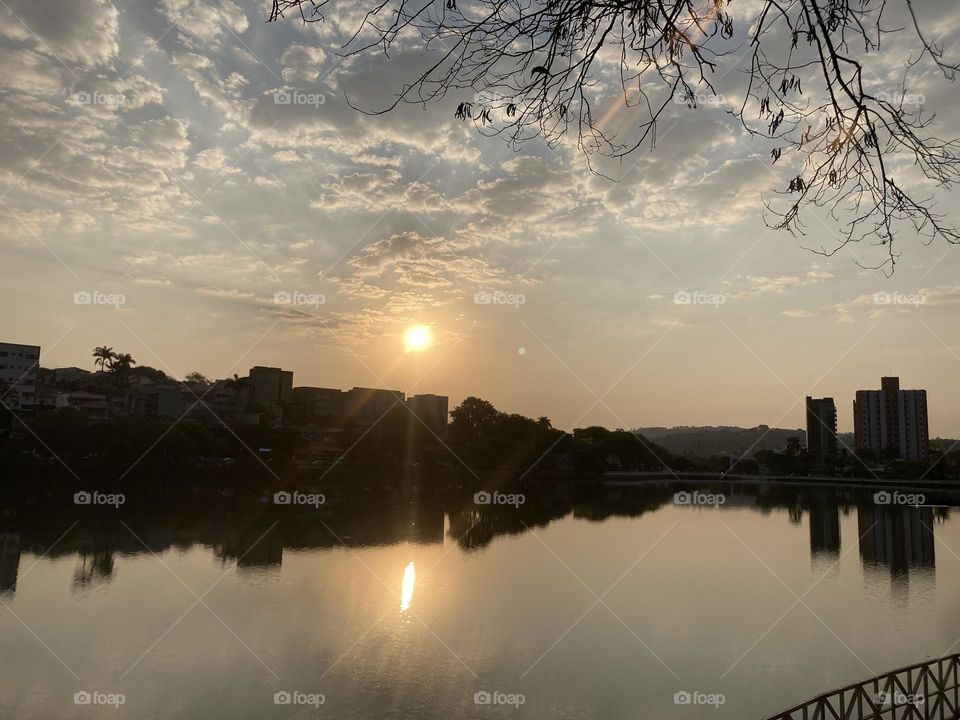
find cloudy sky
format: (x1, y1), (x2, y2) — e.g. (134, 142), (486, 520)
(2, 0), (960, 435)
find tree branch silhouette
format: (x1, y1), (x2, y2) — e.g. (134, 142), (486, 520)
(268, 0), (960, 274)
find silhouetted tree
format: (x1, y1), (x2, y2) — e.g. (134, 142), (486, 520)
(109, 353), (137, 388)
(92, 346), (115, 373)
(269, 0), (960, 272)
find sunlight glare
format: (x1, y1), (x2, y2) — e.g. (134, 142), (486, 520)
(400, 561), (416, 611)
(404, 325), (432, 352)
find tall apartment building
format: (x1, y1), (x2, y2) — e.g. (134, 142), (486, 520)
(854, 376), (929, 462)
(898, 389), (930, 463)
(407, 393), (449, 436)
(290, 387), (343, 419)
(248, 366), (293, 407)
(0, 342), (41, 412)
(805, 396), (838, 465)
(881, 376), (901, 456)
(342, 387), (405, 429)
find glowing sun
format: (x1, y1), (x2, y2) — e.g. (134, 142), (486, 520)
(404, 325), (432, 352)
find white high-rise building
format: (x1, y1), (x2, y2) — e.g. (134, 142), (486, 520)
(0, 342), (41, 411)
(854, 377), (929, 463)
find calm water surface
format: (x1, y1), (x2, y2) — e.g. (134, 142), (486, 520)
(1, 482), (957, 719)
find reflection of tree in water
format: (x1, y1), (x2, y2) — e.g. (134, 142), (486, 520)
(447, 501), (570, 551)
(72, 547), (116, 589)
(446, 485), (677, 550)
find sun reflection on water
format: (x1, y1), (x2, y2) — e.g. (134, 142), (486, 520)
(400, 561), (415, 612)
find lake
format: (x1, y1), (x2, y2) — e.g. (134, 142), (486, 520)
(0, 481), (957, 719)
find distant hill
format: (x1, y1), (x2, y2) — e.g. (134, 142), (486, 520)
(635, 425), (806, 458)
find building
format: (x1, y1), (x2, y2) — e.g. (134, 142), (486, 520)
(407, 393), (449, 436)
(805, 396), (838, 465)
(127, 386), (186, 419)
(55, 390), (109, 419)
(0, 342), (40, 412)
(853, 377), (929, 462)
(898, 389), (930, 463)
(290, 387), (343, 420)
(342, 387), (405, 428)
(51, 366), (91, 384)
(248, 366), (293, 407)
(880, 376), (901, 456)
(854, 389), (886, 457)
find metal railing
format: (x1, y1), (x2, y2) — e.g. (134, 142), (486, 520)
(767, 654), (960, 720)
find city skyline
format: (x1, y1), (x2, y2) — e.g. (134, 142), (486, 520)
(6, 339), (950, 441)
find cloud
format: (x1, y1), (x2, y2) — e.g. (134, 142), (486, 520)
(281, 44), (328, 83)
(312, 170), (447, 214)
(132, 117), (192, 170)
(0, 0), (119, 66)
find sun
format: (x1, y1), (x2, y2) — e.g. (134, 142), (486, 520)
(404, 325), (432, 352)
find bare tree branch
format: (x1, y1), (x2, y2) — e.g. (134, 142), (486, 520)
(269, 0), (960, 274)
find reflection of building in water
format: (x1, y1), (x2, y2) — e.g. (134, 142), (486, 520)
(857, 505), (935, 578)
(0, 533), (21, 593)
(808, 497), (841, 556)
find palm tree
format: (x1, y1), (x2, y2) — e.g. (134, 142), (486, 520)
(110, 353), (137, 387)
(224, 373), (247, 399)
(92, 346), (116, 373)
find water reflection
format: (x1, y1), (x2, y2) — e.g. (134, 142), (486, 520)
(808, 495), (842, 557)
(225, 525), (284, 568)
(400, 561), (416, 612)
(857, 504), (936, 582)
(0, 479), (955, 596)
(73, 548), (116, 589)
(0, 532), (19, 595)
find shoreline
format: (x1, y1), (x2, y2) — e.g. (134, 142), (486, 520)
(602, 471), (960, 494)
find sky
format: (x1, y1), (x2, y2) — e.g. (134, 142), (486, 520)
(1, 0), (960, 435)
